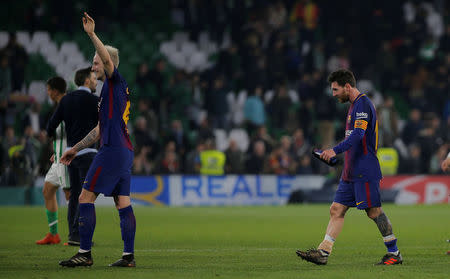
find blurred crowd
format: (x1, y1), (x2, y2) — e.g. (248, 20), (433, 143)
(1, 0), (449, 185)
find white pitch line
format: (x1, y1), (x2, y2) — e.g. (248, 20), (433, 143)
(135, 248), (291, 252)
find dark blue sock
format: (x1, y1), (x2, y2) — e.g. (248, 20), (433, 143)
(119, 205), (136, 253)
(79, 203), (96, 251)
(384, 239), (398, 253)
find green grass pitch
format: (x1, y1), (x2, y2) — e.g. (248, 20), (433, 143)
(0, 204), (449, 279)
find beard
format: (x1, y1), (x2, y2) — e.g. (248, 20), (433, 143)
(337, 94), (349, 103)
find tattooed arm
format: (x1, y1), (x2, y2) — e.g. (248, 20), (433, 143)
(60, 124), (100, 165)
(73, 124), (100, 152)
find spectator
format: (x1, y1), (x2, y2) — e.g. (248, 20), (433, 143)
(133, 116), (158, 160)
(165, 119), (190, 161)
(197, 115), (215, 142)
(136, 99), (158, 140)
(225, 139), (245, 174)
(378, 96), (399, 147)
(133, 146), (154, 175)
(1, 33), (28, 92)
(184, 140), (205, 174)
(265, 144), (295, 175)
(245, 140), (266, 174)
(291, 128), (311, 160)
(315, 89), (336, 149)
(158, 142), (180, 174)
(269, 84), (292, 131)
(199, 139), (225, 175)
(297, 154), (313, 174)
(205, 74), (229, 129)
(399, 143), (422, 174)
(401, 108), (423, 146)
(248, 125), (276, 155)
(244, 85), (266, 134)
(135, 62), (150, 89)
(267, 38), (287, 88)
(268, 1), (287, 31)
(0, 54), (11, 133)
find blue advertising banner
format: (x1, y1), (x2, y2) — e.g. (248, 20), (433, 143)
(130, 175), (170, 206)
(128, 175), (326, 206)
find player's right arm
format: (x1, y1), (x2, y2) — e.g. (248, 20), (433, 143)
(83, 12), (114, 78)
(332, 100), (369, 155)
(60, 123), (100, 165)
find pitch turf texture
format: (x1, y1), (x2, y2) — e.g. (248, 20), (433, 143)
(1, 205), (449, 279)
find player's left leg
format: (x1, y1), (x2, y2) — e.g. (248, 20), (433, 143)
(355, 180), (402, 265)
(366, 207), (403, 265)
(59, 188), (97, 267)
(36, 181), (61, 245)
(109, 195), (136, 267)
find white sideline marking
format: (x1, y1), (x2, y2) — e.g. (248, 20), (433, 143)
(135, 248), (290, 253)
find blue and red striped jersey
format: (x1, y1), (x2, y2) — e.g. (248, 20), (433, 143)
(98, 67), (133, 151)
(333, 93), (382, 182)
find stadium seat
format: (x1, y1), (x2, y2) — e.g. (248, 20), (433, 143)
(229, 129), (249, 152)
(198, 31), (210, 48)
(160, 41), (177, 56)
(227, 90), (247, 127)
(16, 31), (30, 46)
(181, 41), (198, 57)
(172, 31), (189, 48)
(189, 51), (207, 71)
(0, 31), (8, 48)
(214, 129), (228, 151)
(60, 42), (80, 58)
(167, 51), (186, 69)
(28, 81), (47, 104)
(31, 31), (50, 48)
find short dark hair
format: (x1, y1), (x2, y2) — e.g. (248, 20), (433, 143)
(46, 76), (66, 93)
(74, 67), (93, 87)
(327, 69), (356, 87)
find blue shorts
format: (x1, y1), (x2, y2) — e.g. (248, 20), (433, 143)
(334, 179), (381, 209)
(83, 146), (134, 196)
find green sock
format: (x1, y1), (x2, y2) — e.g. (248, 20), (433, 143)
(46, 209), (58, 235)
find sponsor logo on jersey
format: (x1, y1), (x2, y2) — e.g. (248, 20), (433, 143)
(356, 112), (368, 119)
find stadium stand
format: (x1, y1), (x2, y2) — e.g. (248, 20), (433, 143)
(0, 0), (449, 186)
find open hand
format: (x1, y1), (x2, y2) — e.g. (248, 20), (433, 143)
(60, 148), (78, 165)
(82, 12), (95, 35)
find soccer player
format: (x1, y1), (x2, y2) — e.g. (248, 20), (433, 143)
(47, 67), (99, 246)
(296, 69), (403, 265)
(36, 77), (70, 245)
(59, 12), (135, 267)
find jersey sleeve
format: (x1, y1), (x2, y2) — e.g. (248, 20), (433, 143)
(332, 99), (370, 154)
(353, 99), (371, 132)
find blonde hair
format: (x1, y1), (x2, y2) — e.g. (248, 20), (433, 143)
(97, 45), (119, 68)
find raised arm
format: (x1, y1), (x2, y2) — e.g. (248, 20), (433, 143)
(60, 124), (100, 165)
(83, 12), (114, 78)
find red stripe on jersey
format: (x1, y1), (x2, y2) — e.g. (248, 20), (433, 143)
(342, 103), (354, 181)
(365, 182), (372, 207)
(108, 80), (113, 119)
(89, 166), (103, 192)
(362, 134), (368, 155)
